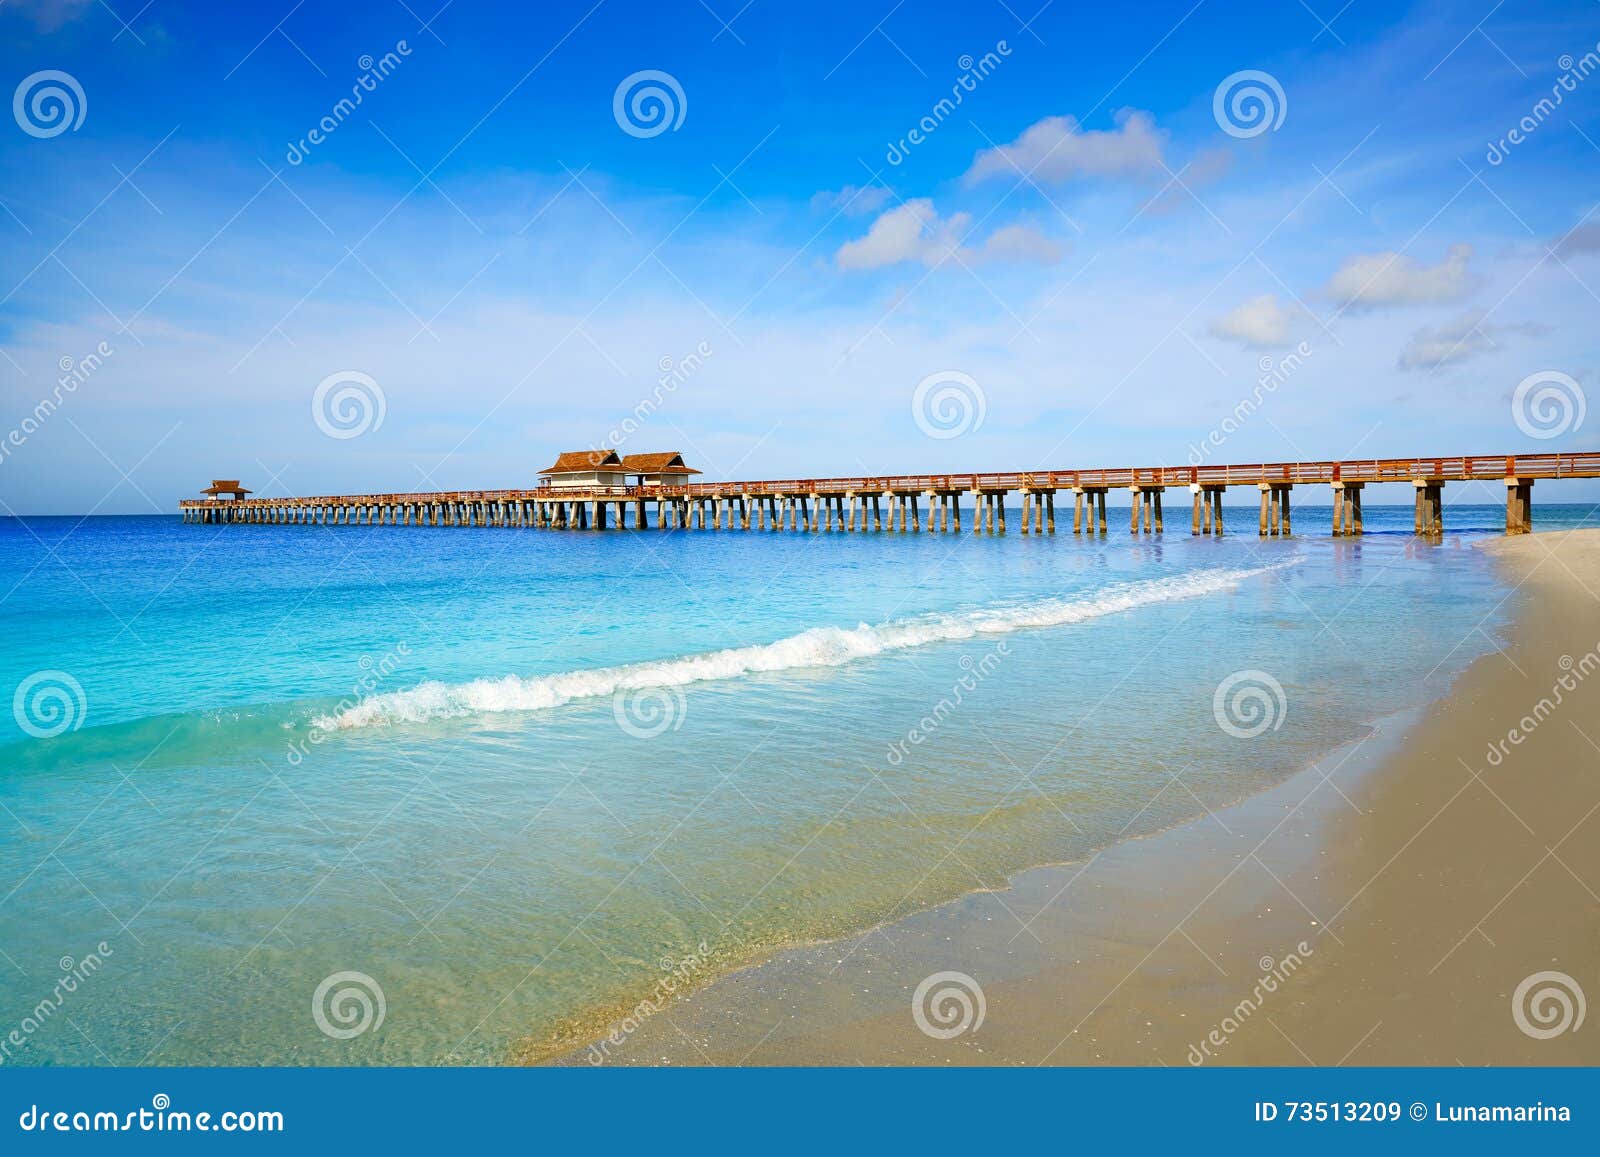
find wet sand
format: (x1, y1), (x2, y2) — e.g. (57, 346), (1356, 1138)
(558, 529), (1600, 1066)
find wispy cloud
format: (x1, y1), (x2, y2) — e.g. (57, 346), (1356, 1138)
(810, 184), (894, 217)
(10, 0), (95, 30)
(964, 110), (1166, 186)
(1553, 221), (1600, 256)
(1209, 294), (1300, 349)
(835, 200), (968, 270)
(978, 224), (1062, 265)
(1398, 308), (1543, 371)
(834, 201), (1060, 270)
(1324, 243), (1476, 309)
(1140, 147), (1234, 216)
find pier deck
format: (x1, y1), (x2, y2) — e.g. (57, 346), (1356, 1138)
(179, 452), (1600, 536)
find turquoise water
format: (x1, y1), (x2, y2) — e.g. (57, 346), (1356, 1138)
(1, 504), (1595, 1064)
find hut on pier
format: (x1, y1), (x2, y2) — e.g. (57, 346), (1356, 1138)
(200, 479), (252, 502)
(536, 450), (630, 491)
(621, 452), (701, 488)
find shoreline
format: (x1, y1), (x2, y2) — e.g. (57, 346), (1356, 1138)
(544, 710), (1411, 1066)
(527, 679), (1399, 1067)
(551, 529), (1600, 1066)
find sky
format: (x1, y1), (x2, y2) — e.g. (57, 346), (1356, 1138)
(0, 0), (1597, 513)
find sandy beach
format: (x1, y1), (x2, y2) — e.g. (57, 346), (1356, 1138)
(561, 529), (1600, 1066)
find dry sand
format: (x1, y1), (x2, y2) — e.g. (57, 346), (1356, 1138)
(559, 529), (1600, 1066)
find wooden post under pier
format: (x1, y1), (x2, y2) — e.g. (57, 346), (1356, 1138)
(1414, 479), (1444, 537)
(1506, 476), (1533, 535)
(1130, 485), (1164, 534)
(1192, 485), (1225, 536)
(1258, 483), (1292, 537)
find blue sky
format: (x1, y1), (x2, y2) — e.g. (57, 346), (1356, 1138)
(1, 0), (1597, 512)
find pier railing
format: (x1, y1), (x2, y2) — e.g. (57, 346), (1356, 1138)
(177, 451), (1600, 537)
(177, 453), (1600, 510)
(177, 453), (1600, 509)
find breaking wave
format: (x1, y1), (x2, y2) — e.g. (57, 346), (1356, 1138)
(315, 562), (1295, 730)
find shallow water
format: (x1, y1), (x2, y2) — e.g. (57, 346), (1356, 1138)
(2, 504), (1595, 1064)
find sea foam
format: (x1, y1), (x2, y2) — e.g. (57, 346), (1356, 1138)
(314, 562), (1294, 730)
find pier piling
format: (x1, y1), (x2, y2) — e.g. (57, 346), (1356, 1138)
(1413, 479), (1445, 536)
(1506, 477), (1533, 535)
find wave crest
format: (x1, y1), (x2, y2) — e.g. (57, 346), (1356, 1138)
(315, 563), (1293, 730)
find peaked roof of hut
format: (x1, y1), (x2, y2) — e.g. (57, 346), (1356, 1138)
(536, 450), (626, 475)
(620, 452), (701, 476)
(201, 479), (252, 495)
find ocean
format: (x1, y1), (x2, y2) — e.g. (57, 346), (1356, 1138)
(2, 502), (1595, 1064)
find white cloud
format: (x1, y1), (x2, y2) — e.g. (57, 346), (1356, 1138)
(978, 224), (1063, 265)
(1209, 294), (1298, 348)
(833, 203), (1062, 270)
(1398, 309), (1543, 371)
(1324, 243), (1476, 308)
(835, 199), (969, 270)
(811, 184), (894, 216)
(964, 109), (1165, 186)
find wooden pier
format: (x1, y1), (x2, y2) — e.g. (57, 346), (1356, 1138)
(179, 453), (1600, 537)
